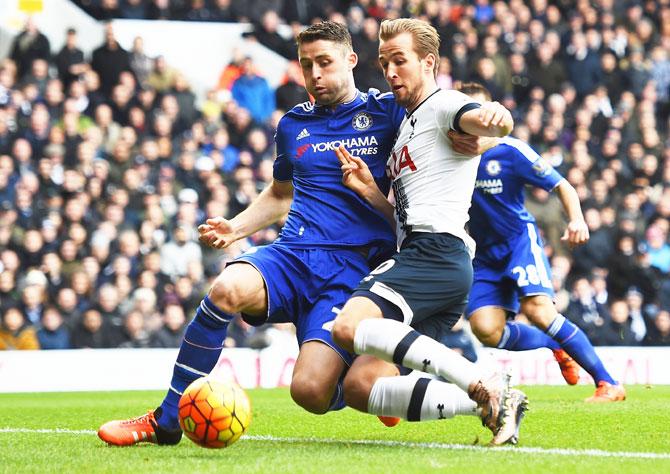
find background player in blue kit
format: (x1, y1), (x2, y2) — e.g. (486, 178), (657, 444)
(98, 21), (406, 446)
(450, 83), (626, 403)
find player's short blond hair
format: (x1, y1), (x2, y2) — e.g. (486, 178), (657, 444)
(379, 18), (440, 77)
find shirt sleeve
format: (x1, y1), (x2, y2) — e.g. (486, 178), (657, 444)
(434, 90), (481, 132)
(273, 117), (293, 182)
(510, 142), (564, 191)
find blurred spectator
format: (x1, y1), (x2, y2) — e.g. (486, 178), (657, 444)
(565, 278), (610, 343)
(36, 306), (71, 349)
(598, 300), (637, 346)
(91, 23), (133, 95)
(250, 10), (296, 60)
(55, 28), (87, 89)
(528, 42), (566, 97)
(150, 303), (187, 347)
(275, 61), (309, 113)
(571, 208), (613, 277)
(129, 36), (153, 87)
(644, 311), (670, 346)
(565, 32), (602, 98)
(352, 17), (386, 92)
(112, 310), (151, 348)
(70, 309), (109, 348)
(9, 18), (51, 79)
(0, 307), (40, 350)
(121, 0), (147, 19)
(147, 56), (176, 93)
(159, 223), (203, 278)
(625, 288), (650, 343)
(643, 225), (670, 274)
(231, 57), (275, 123)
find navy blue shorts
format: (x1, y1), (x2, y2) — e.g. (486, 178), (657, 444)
(352, 232), (472, 336)
(233, 244), (370, 366)
(466, 223), (554, 318)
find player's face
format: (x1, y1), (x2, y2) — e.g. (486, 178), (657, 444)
(379, 32), (435, 110)
(298, 40), (357, 106)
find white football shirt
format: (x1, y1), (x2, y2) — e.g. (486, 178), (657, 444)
(387, 88), (481, 256)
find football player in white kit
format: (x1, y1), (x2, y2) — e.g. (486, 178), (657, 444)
(331, 18), (528, 445)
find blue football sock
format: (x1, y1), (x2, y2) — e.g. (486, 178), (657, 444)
(157, 296), (234, 430)
(546, 314), (616, 386)
(497, 321), (560, 351)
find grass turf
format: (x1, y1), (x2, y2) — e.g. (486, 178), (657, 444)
(0, 385), (669, 473)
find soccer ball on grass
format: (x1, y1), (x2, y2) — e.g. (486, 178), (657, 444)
(178, 376), (252, 448)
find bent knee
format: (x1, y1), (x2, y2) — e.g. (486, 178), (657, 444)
(331, 315), (357, 351)
(290, 377), (333, 415)
(470, 319), (504, 347)
(208, 279), (243, 313)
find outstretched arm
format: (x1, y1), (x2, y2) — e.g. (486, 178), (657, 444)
(335, 145), (396, 228)
(555, 180), (589, 248)
(458, 101), (514, 137)
(198, 179), (294, 249)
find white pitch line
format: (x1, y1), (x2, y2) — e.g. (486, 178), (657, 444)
(1, 428), (669, 460)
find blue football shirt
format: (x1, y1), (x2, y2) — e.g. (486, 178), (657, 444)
(469, 137), (564, 248)
(273, 89), (404, 253)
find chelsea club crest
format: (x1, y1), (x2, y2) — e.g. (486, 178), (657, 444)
(352, 112), (373, 131)
(486, 159), (501, 176)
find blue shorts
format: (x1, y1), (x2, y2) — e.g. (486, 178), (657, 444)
(466, 223), (553, 318)
(233, 244), (370, 366)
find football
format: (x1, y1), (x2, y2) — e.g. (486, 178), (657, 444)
(178, 377), (252, 448)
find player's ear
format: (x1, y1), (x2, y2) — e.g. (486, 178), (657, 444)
(423, 53), (436, 75)
(348, 51), (358, 71)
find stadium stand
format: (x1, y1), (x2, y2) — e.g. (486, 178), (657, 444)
(0, 0), (669, 350)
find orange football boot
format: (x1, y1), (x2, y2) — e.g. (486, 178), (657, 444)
(377, 415), (401, 427)
(98, 408), (182, 446)
(552, 349), (580, 385)
(585, 381), (626, 403)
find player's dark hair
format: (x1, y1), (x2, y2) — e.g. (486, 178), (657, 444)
(457, 82), (492, 101)
(296, 21), (353, 51)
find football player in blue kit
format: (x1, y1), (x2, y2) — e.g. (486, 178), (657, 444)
(449, 82), (625, 403)
(98, 21), (407, 446)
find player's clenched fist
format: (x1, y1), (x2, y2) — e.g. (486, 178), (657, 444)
(479, 101), (513, 135)
(198, 216), (237, 249)
(561, 219), (590, 248)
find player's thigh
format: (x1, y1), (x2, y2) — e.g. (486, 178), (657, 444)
(342, 355), (399, 412)
(469, 306), (509, 347)
(290, 340), (347, 413)
(208, 261), (267, 316)
(519, 294), (557, 330)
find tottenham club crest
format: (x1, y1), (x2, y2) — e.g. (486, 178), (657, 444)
(352, 112), (373, 131)
(486, 159), (501, 176)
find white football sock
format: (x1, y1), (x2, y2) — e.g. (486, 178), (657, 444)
(367, 376), (478, 421)
(354, 318), (481, 392)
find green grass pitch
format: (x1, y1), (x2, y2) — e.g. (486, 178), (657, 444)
(1, 385), (669, 473)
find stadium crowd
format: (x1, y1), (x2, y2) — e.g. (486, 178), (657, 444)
(1, 0), (669, 351)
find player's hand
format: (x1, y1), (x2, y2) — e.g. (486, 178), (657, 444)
(479, 101), (513, 134)
(198, 216), (238, 249)
(447, 130), (499, 156)
(561, 219), (589, 248)
(335, 145), (376, 198)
